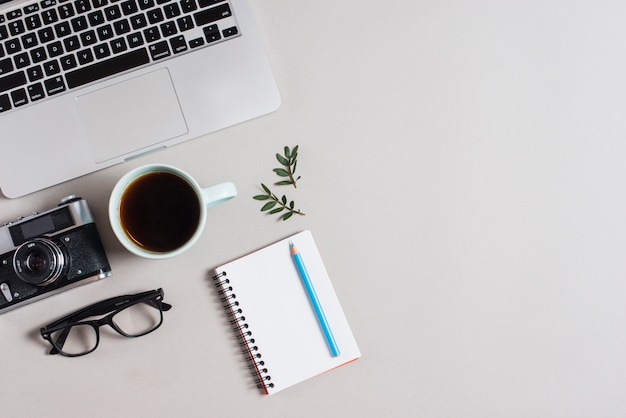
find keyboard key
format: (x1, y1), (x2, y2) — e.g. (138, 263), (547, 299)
(75, 0), (91, 13)
(0, 57), (15, 76)
(65, 48), (149, 88)
(193, 3), (230, 27)
(30, 46), (47, 63)
(223, 26), (237, 38)
(126, 31), (143, 48)
(14, 52), (31, 69)
(189, 37), (203, 48)
(169, 35), (186, 54)
(41, 0), (57, 9)
(64, 35), (80, 51)
(11, 88), (28, 106)
(203, 25), (219, 43)
(121, 0), (138, 15)
(70, 16), (88, 32)
(58, 4), (76, 19)
(8, 10), (23, 20)
(97, 24), (114, 40)
(104, 5), (122, 20)
(24, 5), (41, 15)
(148, 40), (169, 60)
(27, 64), (44, 81)
(130, 14), (147, 30)
(76, 48), (94, 64)
(87, 10), (104, 26)
(44, 75), (65, 95)
(0, 25), (8, 41)
(5, 38), (22, 54)
(176, 16), (193, 32)
(93, 43), (110, 59)
(146, 8), (164, 24)
(92, 0), (109, 8)
(138, 0), (155, 10)
(163, 3), (181, 19)
(25, 15), (42, 30)
(8, 20), (26, 37)
(43, 59), (60, 76)
(198, 0), (223, 7)
(21, 33), (39, 48)
(27, 82), (45, 101)
(60, 54), (77, 70)
(80, 29), (97, 46)
(0, 71), (26, 93)
(0, 93), (11, 112)
(160, 21), (177, 37)
(47, 41), (63, 57)
(38, 27), (55, 43)
(143, 26), (160, 42)
(180, 0), (196, 13)
(54, 21), (72, 38)
(42, 9), (59, 25)
(110, 37), (127, 53)
(113, 18), (131, 35)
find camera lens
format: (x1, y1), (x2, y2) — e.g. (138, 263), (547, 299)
(27, 252), (48, 273)
(13, 238), (66, 286)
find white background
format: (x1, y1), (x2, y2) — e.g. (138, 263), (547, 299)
(1, 1), (626, 417)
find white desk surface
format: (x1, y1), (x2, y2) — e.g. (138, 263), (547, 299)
(2, 1), (626, 416)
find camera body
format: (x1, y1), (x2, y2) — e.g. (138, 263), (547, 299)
(0, 196), (111, 313)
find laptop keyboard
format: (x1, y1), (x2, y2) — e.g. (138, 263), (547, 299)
(0, 0), (239, 113)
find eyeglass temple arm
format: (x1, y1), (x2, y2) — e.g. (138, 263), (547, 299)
(47, 327), (71, 355)
(44, 289), (166, 329)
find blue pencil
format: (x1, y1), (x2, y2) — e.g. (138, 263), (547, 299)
(290, 241), (340, 357)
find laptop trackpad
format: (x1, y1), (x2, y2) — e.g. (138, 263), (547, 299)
(76, 68), (188, 163)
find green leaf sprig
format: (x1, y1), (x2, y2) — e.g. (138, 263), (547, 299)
(254, 183), (305, 221)
(273, 145), (301, 188)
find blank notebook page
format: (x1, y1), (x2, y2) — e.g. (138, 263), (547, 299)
(213, 230), (361, 395)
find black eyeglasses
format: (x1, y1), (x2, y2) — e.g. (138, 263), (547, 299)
(40, 288), (172, 357)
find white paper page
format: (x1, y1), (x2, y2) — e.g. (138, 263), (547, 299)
(214, 230), (361, 394)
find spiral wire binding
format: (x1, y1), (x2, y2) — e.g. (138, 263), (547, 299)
(213, 271), (274, 391)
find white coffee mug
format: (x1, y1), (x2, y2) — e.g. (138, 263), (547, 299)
(109, 164), (237, 259)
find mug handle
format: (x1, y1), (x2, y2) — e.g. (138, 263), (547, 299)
(202, 182), (238, 208)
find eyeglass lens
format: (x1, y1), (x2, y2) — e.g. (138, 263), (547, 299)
(50, 300), (164, 356)
(49, 324), (98, 356)
(112, 300), (163, 337)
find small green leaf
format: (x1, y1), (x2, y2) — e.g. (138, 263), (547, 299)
(270, 207), (284, 214)
(261, 201), (277, 211)
(281, 195), (287, 204)
(282, 212), (293, 221)
(276, 153), (289, 166)
(261, 183), (271, 194)
(273, 168), (290, 177)
(275, 180), (293, 186)
(289, 201), (295, 209)
(253, 195), (270, 200)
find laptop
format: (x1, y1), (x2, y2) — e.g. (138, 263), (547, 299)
(0, 0), (280, 198)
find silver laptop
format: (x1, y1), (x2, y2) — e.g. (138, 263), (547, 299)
(0, 0), (280, 198)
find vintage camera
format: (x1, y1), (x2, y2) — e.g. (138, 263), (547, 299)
(0, 196), (111, 313)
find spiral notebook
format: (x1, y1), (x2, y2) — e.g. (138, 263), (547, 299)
(212, 230), (360, 395)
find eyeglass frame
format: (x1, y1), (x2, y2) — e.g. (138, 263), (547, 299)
(40, 288), (172, 357)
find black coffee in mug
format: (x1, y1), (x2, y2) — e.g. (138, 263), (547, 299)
(120, 171), (201, 253)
